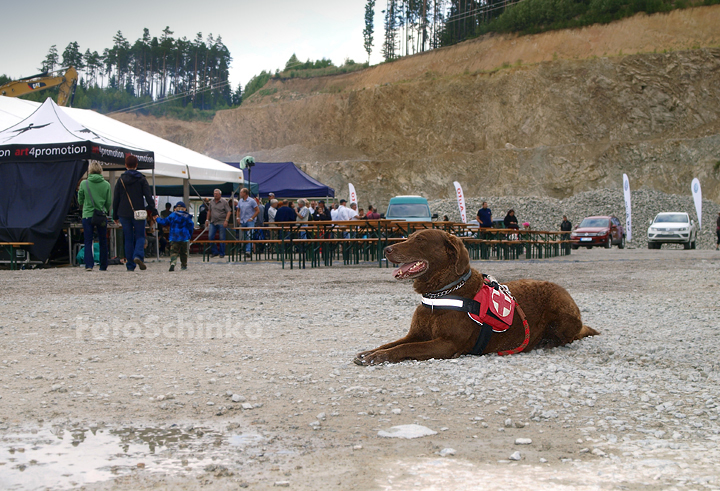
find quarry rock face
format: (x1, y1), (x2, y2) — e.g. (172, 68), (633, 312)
(207, 48), (720, 205)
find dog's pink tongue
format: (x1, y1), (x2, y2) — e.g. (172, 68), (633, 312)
(393, 262), (414, 279)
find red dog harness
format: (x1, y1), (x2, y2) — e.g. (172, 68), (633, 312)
(421, 275), (530, 356)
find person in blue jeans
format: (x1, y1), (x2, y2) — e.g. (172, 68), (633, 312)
(236, 187), (259, 257)
(112, 155), (157, 271)
(77, 161), (111, 271)
(206, 189), (232, 258)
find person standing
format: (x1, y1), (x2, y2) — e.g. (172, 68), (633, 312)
(236, 188), (259, 257)
(113, 155), (157, 271)
(330, 202), (339, 221)
(198, 198), (210, 226)
(476, 202), (493, 228)
(274, 200), (296, 222)
(560, 215), (572, 232)
(263, 193), (275, 222)
(560, 215), (573, 253)
(349, 203), (361, 219)
(366, 206), (381, 220)
(267, 199), (279, 222)
(160, 202), (172, 219)
(206, 189), (232, 258)
(295, 199), (311, 240)
(155, 201), (194, 271)
(78, 161), (111, 271)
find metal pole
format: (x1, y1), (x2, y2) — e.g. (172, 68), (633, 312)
(153, 168), (159, 261)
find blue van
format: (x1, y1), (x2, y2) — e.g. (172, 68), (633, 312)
(385, 196), (437, 222)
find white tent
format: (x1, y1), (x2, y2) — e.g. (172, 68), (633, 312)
(0, 96), (241, 186)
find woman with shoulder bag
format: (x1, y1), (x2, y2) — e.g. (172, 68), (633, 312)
(112, 155), (158, 271)
(77, 161), (111, 271)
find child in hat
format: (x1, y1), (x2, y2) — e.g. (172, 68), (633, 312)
(155, 201), (194, 271)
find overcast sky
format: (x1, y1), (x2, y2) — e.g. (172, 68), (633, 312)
(1, 0), (386, 90)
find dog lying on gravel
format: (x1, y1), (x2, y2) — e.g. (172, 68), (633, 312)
(355, 229), (598, 365)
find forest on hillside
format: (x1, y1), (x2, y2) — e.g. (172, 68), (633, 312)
(0, 27), (240, 120)
(377, 0), (720, 60)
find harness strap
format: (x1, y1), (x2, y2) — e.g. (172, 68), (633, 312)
(420, 295), (481, 316)
(469, 324), (493, 355)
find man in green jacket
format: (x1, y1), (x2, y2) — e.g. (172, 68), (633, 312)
(77, 162), (111, 271)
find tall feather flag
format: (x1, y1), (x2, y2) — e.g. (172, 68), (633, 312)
(691, 178), (702, 229)
(348, 183), (358, 205)
(622, 174), (632, 242)
(453, 181), (467, 223)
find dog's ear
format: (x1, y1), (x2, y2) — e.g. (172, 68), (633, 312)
(445, 232), (470, 276)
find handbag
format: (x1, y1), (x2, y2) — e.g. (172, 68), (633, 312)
(120, 178), (148, 221)
(84, 181), (108, 227)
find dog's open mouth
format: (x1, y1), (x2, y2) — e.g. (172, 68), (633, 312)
(393, 260), (428, 280)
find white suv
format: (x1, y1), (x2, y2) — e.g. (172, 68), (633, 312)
(647, 212), (697, 249)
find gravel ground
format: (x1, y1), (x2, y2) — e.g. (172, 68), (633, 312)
(429, 188), (720, 250)
(1, 248), (720, 490)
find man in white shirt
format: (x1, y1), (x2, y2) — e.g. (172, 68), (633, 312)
(267, 199), (278, 222)
(337, 199), (351, 221)
(330, 203), (339, 221)
(348, 202), (360, 220)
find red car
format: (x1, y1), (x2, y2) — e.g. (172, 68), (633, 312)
(570, 216), (625, 249)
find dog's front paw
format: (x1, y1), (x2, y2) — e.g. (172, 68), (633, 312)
(354, 350), (388, 366)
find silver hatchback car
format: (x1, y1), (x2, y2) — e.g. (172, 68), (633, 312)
(647, 212), (697, 249)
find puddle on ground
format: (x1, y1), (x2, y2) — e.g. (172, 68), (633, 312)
(0, 425), (266, 490)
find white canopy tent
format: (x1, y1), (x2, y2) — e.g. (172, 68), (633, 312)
(1, 96), (247, 263)
(0, 96), (242, 186)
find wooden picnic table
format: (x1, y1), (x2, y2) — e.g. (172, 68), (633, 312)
(188, 219), (577, 269)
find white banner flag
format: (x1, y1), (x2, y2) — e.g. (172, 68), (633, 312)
(691, 178), (702, 230)
(453, 181), (467, 223)
(348, 183), (358, 205)
(622, 174), (632, 242)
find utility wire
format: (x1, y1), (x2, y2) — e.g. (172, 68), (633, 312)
(108, 80), (231, 115)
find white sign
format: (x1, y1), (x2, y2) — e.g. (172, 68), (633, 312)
(691, 178), (702, 229)
(348, 183), (358, 205)
(453, 181), (467, 223)
(622, 174), (632, 242)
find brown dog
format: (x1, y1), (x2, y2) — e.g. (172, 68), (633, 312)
(355, 229), (598, 365)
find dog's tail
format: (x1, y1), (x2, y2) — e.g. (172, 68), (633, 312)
(578, 324), (599, 338)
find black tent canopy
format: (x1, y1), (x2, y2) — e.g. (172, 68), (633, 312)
(0, 98), (154, 261)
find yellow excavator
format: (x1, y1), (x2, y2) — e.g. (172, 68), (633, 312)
(0, 66), (78, 106)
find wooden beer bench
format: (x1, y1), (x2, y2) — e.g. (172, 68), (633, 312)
(0, 242), (34, 270)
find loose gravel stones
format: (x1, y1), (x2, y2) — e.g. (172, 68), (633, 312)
(0, 248), (719, 489)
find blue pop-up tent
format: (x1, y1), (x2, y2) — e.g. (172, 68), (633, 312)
(225, 161), (334, 199)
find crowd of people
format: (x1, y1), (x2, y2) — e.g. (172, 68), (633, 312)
(78, 155), (391, 272)
(78, 156), (580, 273)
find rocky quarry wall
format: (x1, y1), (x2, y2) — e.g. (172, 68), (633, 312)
(116, 6), (720, 207)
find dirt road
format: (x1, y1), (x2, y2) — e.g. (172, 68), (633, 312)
(1, 248), (719, 490)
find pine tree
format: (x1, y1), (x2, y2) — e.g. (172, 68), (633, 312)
(61, 42), (83, 70)
(363, 0), (376, 63)
(40, 45), (59, 73)
(382, 0), (398, 61)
